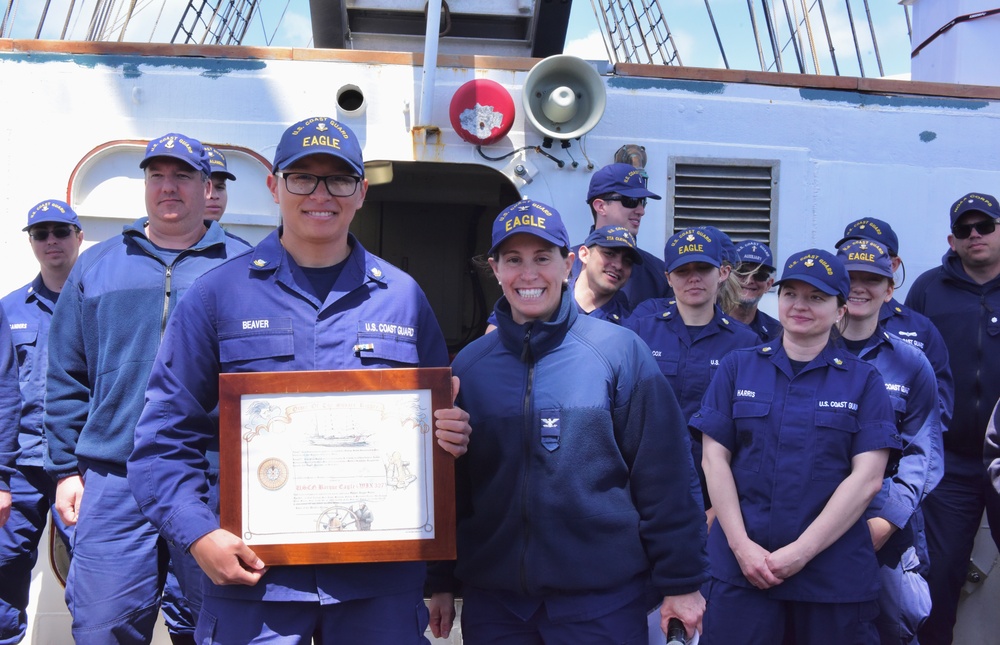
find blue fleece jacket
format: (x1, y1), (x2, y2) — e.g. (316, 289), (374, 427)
(440, 293), (708, 612)
(905, 250), (1000, 458)
(45, 218), (250, 478)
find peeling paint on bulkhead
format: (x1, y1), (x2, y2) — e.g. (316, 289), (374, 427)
(920, 131), (937, 142)
(1, 52), (267, 79)
(608, 77), (725, 95)
(799, 88), (988, 111)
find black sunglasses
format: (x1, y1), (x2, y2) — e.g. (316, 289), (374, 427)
(28, 226), (75, 242)
(952, 218), (999, 240)
(735, 264), (773, 282)
(603, 195), (646, 209)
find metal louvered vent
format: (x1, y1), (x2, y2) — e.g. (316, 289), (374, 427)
(668, 159), (778, 246)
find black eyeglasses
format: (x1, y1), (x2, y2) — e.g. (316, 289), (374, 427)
(603, 195), (646, 209)
(952, 218), (999, 240)
(735, 264), (773, 282)
(276, 172), (361, 197)
(28, 226), (75, 242)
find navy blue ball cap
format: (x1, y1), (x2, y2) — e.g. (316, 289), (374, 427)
(204, 145), (236, 181)
(835, 218), (898, 256)
(836, 238), (893, 278)
(490, 199), (570, 256)
(775, 248), (850, 299)
(699, 226), (737, 265)
(139, 133), (211, 176)
(586, 163), (661, 202)
(950, 192), (1000, 226)
(583, 225), (643, 265)
(664, 228), (722, 272)
(23, 199), (81, 231)
(272, 117), (364, 176)
(734, 239), (775, 270)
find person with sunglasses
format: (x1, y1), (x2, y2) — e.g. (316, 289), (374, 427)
(128, 117), (471, 644)
(836, 239), (943, 644)
(727, 240), (781, 342)
(904, 192), (1000, 644)
(0, 200), (83, 643)
(578, 163), (668, 310)
(44, 134), (251, 645)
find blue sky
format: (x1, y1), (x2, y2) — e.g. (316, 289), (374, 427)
(4, 0), (911, 78)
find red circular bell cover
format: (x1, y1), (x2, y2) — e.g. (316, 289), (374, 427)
(449, 79), (515, 145)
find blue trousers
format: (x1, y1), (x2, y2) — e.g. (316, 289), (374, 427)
(919, 451), (1000, 645)
(194, 588), (430, 644)
(67, 466), (205, 645)
(701, 578), (879, 645)
(460, 586), (649, 645)
(0, 465), (72, 645)
(875, 546), (931, 644)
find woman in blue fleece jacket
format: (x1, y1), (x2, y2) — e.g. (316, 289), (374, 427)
(427, 199), (709, 643)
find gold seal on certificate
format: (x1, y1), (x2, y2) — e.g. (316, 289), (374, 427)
(257, 458), (289, 491)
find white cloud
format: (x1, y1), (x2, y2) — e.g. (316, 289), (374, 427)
(564, 29), (610, 62)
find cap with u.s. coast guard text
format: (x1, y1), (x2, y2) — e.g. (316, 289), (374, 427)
(837, 238), (893, 278)
(204, 145), (236, 181)
(23, 199), (82, 231)
(583, 225), (643, 265)
(950, 192), (1000, 226)
(775, 248), (850, 299)
(700, 226), (737, 265)
(272, 116), (365, 177)
(664, 228), (722, 273)
(490, 199), (570, 256)
(139, 133), (211, 176)
(836, 218), (898, 256)
(734, 239), (775, 270)
(586, 163), (662, 203)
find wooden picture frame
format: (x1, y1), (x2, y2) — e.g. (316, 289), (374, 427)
(218, 367), (455, 566)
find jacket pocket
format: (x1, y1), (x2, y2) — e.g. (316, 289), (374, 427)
(354, 331), (420, 366)
(731, 400), (770, 473)
(812, 409), (859, 481)
(11, 326), (38, 381)
(219, 331), (294, 364)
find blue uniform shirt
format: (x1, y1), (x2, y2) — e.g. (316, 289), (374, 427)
(691, 340), (899, 602)
(852, 329), (944, 564)
(880, 297), (954, 431)
(0, 307), (21, 490)
(746, 308), (782, 343)
(129, 230), (449, 603)
(1, 276), (55, 467)
(624, 300), (760, 421)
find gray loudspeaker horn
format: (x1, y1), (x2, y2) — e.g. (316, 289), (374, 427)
(522, 55), (607, 140)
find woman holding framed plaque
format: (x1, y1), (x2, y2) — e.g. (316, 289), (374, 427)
(427, 199), (709, 643)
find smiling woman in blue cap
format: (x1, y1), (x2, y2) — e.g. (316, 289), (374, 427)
(694, 248), (900, 644)
(836, 238), (943, 644)
(427, 199), (709, 643)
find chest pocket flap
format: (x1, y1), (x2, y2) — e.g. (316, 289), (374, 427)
(219, 318), (294, 363)
(356, 324), (420, 365)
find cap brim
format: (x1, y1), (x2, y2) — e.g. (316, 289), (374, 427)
(140, 153), (202, 173)
(212, 171), (237, 181)
(490, 230), (568, 257)
(775, 275), (841, 296)
(273, 149), (364, 176)
(841, 263), (893, 278)
(618, 187), (662, 200)
(666, 254), (720, 272)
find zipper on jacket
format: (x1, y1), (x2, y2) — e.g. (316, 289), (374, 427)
(160, 266), (173, 339)
(519, 326), (534, 594)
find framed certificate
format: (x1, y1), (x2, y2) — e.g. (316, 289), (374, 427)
(218, 367), (455, 566)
